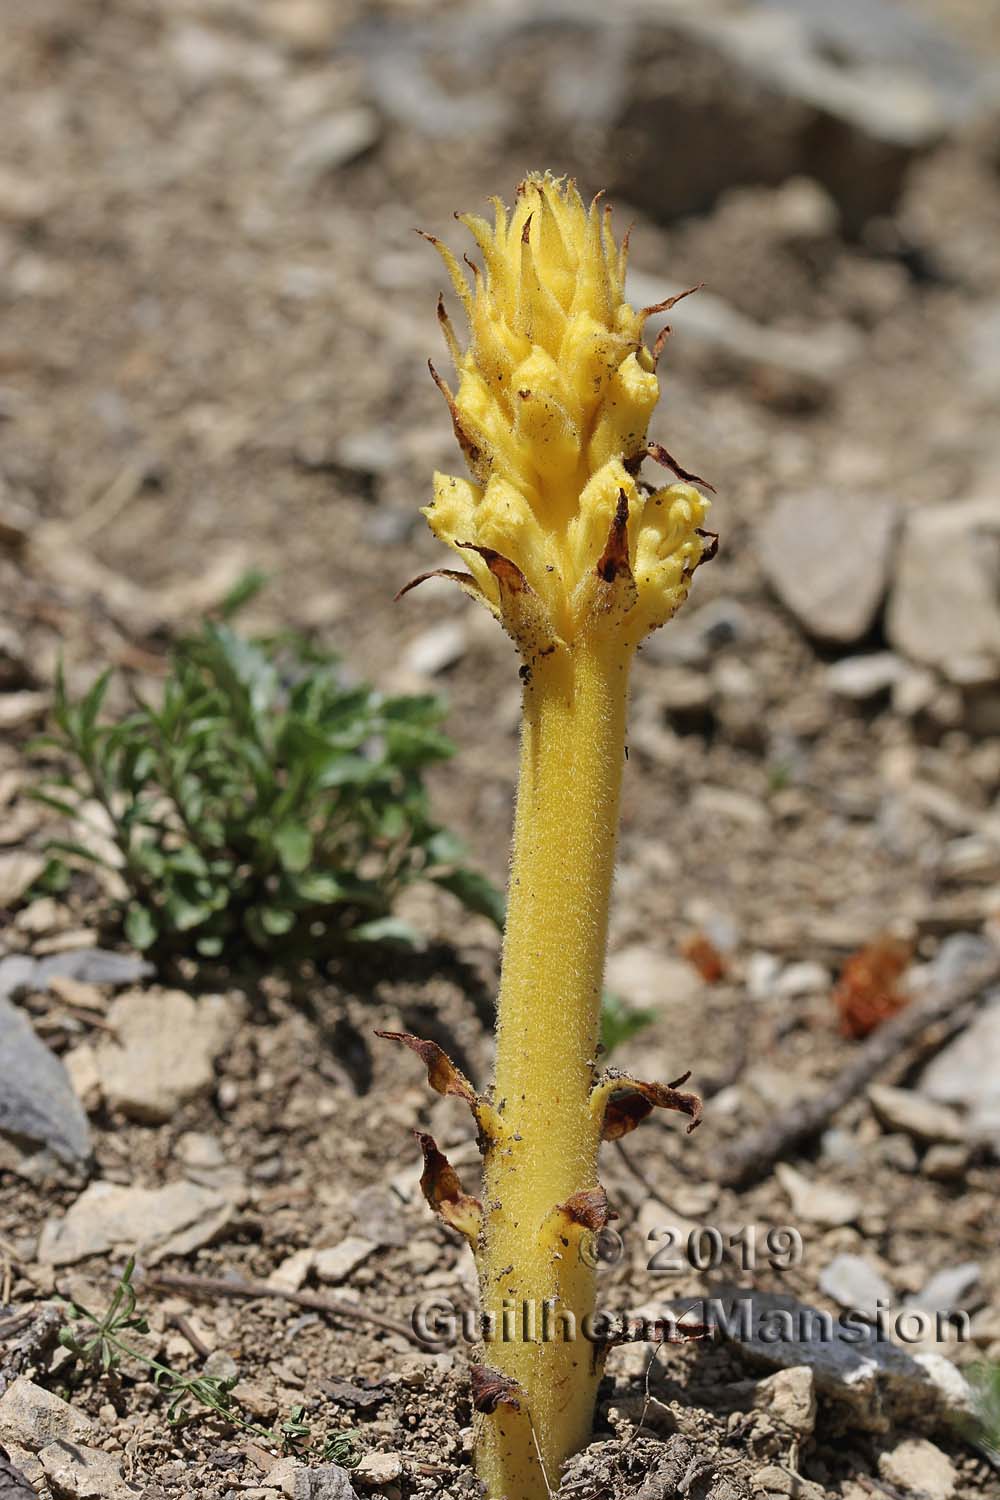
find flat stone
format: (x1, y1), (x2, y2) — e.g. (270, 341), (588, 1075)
(774, 961), (829, 998)
(675, 1290), (972, 1433)
(906, 1263), (981, 1317)
(753, 1366), (816, 1436)
(269, 1247), (317, 1292)
(0, 1378), (93, 1451)
(402, 621), (466, 677)
(756, 489), (895, 643)
(605, 945), (704, 1009)
(0, 850), (45, 905)
(38, 1440), (140, 1498)
(313, 1236), (376, 1285)
(353, 1451), (404, 1486)
(632, 273), (859, 395)
(285, 108), (380, 182)
(868, 1084), (965, 1144)
(96, 988), (244, 1123)
(0, 997), (91, 1167)
(879, 1438), (956, 1500)
(819, 1255), (893, 1320)
(919, 996), (1000, 1124)
(887, 498), (1000, 682)
(826, 653), (904, 701)
(921, 1144), (969, 1181)
(775, 1164), (860, 1227)
(37, 1179), (234, 1266)
(268, 1457), (360, 1499)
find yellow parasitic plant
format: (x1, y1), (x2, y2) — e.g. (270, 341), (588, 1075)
(378, 172), (715, 1500)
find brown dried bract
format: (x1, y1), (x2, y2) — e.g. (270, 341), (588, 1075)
(594, 1071), (702, 1140)
(638, 283), (703, 322)
(374, 1030), (478, 1107)
(832, 935), (911, 1040)
(457, 542), (532, 594)
(596, 491), (632, 584)
(470, 1364), (523, 1414)
(394, 568), (491, 607)
(414, 1130), (483, 1246)
(428, 359), (486, 480)
(645, 441), (716, 494)
(557, 1185), (618, 1232)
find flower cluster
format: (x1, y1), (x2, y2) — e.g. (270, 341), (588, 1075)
(415, 172), (712, 653)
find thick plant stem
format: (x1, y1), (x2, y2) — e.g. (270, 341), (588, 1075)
(477, 634), (634, 1500)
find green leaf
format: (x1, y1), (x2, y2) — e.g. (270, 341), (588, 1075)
(424, 828), (466, 865)
(349, 916), (423, 948)
(218, 568), (268, 620)
(286, 870), (345, 904)
(125, 905), (158, 950)
(259, 906), (296, 936)
(163, 891), (213, 933)
(599, 991), (658, 1057)
(195, 933), (225, 957)
(431, 867), (506, 930)
(273, 822), (313, 874)
(28, 789), (81, 819)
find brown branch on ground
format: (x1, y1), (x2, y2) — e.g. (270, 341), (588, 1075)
(715, 956), (1000, 1189)
(142, 1268), (425, 1347)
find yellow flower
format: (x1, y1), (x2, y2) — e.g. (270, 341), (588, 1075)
(413, 172), (713, 652)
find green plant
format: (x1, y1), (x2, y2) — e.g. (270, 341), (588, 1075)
(599, 991), (658, 1057)
(57, 1258), (356, 1461)
(31, 602), (503, 962)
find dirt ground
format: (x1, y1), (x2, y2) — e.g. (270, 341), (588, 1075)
(2, 0), (1000, 1497)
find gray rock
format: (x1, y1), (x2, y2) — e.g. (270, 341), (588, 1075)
(0, 951), (153, 1002)
(268, 1456), (360, 1499)
(630, 273), (860, 395)
(0, 996), (91, 1167)
(671, 1290), (972, 1433)
(818, 1255), (893, 1321)
(919, 995), (1000, 1131)
(868, 1084), (965, 1144)
(285, 108), (380, 183)
(37, 1180), (234, 1266)
(0, 1451), (37, 1500)
(887, 498), (1000, 683)
(402, 621), (467, 678)
(96, 988), (244, 1124)
(775, 1164), (860, 1227)
(313, 1236), (376, 1285)
(0, 1378), (93, 1451)
(756, 490), (895, 643)
(826, 652), (904, 701)
(906, 1263), (981, 1318)
(613, 7), (950, 234)
(38, 1440), (140, 1498)
(879, 1437), (957, 1500)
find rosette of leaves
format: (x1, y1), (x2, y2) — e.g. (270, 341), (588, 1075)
(32, 613), (503, 961)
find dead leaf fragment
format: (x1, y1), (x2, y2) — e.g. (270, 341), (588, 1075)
(470, 1364), (522, 1413)
(592, 1070), (702, 1140)
(414, 1131), (482, 1247)
(374, 1030), (478, 1106)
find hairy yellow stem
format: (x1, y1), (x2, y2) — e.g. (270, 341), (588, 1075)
(477, 634), (633, 1500)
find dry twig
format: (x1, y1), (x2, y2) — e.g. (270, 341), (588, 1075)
(716, 956), (1000, 1188)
